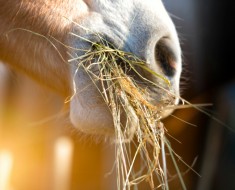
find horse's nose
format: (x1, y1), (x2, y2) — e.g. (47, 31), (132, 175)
(154, 37), (180, 78)
(124, 31), (181, 85)
(121, 25), (182, 118)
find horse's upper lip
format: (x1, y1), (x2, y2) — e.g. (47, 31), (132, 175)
(102, 29), (132, 52)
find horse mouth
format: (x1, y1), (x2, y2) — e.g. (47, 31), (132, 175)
(70, 35), (180, 136)
(89, 41), (177, 116)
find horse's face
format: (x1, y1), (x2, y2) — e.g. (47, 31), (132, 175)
(69, 0), (182, 135)
(0, 0), (181, 135)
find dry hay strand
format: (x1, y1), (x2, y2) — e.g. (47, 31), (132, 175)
(69, 34), (187, 190)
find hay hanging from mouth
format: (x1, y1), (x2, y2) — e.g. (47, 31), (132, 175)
(69, 34), (186, 190)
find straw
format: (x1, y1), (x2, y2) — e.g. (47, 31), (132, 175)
(69, 34), (184, 190)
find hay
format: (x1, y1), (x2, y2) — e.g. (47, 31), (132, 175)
(69, 34), (187, 190)
(6, 27), (226, 190)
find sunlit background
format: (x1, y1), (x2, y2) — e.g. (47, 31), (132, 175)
(0, 0), (234, 190)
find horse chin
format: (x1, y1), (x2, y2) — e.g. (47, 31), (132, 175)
(69, 67), (115, 136)
(70, 95), (115, 136)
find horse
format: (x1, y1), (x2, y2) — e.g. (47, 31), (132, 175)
(0, 0), (182, 136)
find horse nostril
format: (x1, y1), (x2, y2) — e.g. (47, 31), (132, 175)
(154, 38), (177, 77)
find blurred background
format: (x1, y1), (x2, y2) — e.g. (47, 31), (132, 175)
(0, 0), (234, 189)
(164, 0), (235, 189)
